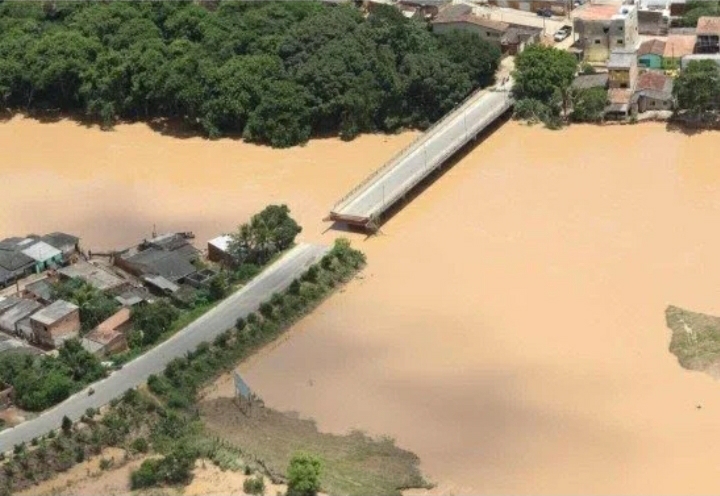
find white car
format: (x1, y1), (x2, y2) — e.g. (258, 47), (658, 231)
(554, 27), (571, 42)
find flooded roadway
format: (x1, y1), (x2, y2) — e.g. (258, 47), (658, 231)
(4, 115), (720, 493)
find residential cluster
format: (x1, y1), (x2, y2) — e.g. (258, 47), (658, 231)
(567, 2), (720, 119)
(0, 230), (237, 360)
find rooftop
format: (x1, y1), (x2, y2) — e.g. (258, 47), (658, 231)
(115, 287), (152, 307)
(636, 70), (673, 94)
(433, 3), (471, 22)
(24, 278), (53, 302)
(0, 250), (34, 271)
(0, 300), (42, 329)
(21, 241), (61, 263)
(143, 274), (180, 293)
(95, 307), (131, 334)
(433, 12), (509, 31)
(126, 248), (197, 282)
(638, 38), (666, 56)
(608, 88), (634, 105)
(0, 297), (20, 314)
(80, 337), (104, 354)
(30, 299), (78, 326)
(608, 51), (637, 68)
(697, 16), (720, 35)
(208, 235), (233, 253)
(574, 4), (626, 21)
(41, 232), (79, 251)
(58, 261), (125, 292)
(664, 34), (697, 58)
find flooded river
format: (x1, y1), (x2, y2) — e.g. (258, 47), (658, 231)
(5, 115), (720, 494)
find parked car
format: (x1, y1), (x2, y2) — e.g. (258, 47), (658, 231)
(536, 8), (552, 17)
(554, 25), (572, 42)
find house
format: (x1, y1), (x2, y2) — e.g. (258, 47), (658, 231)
(0, 299), (42, 335)
(608, 51), (638, 89)
(664, 34), (698, 69)
(398, 0), (450, 18)
(30, 299), (80, 348)
(606, 88), (635, 118)
(81, 308), (131, 356)
(23, 278), (54, 305)
(432, 5), (510, 46)
(208, 235), (234, 265)
(115, 233), (199, 285)
(20, 241), (63, 272)
(696, 16), (720, 53)
(571, 72), (610, 90)
(638, 38), (666, 68)
(184, 268), (216, 289)
(142, 275), (180, 295)
(487, 0), (570, 16)
(58, 261), (128, 294)
(633, 70), (675, 112)
(41, 232), (80, 264)
(573, 4), (639, 62)
(638, 10), (668, 36)
(501, 25), (543, 55)
(0, 249), (35, 287)
(0, 297), (21, 315)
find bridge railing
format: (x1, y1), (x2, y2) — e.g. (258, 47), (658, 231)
(332, 84), (495, 212)
(368, 96), (513, 219)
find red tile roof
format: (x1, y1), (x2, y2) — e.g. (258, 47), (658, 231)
(664, 34), (697, 58)
(638, 38), (666, 56)
(636, 71), (672, 93)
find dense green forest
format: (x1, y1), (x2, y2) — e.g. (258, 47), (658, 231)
(0, 1), (501, 147)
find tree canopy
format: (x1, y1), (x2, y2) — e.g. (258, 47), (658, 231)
(0, 1), (501, 147)
(673, 60), (720, 117)
(228, 204), (302, 266)
(287, 453), (323, 496)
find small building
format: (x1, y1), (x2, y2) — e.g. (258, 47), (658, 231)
(573, 4), (639, 62)
(501, 25), (543, 55)
(81, 309), (130, 356)
(30, 299), (80, 348)
(0, 297), (21, 315)
(20, 241), (63, 272)
(696, 16), (720, 53)
(0, 250), (35, 287)
(608, 51), (638, 89)
(664, 34), (697, 69)
(115, 233), (199, 286)
(0, 299), (42, 335)
(606, 88), (635, 118)
(398, 0), (450, 18)
(184, 268), (216, 289)
(638, 38), (666, 68)
(634, 70), (675, 112)
(23, 278), (54, 305)
(571, 72), (609, 90)
(41, 232), (80, 264)
(58, 261), (128, 294)
(207, 235), (234, 265)
(432, 5), (510, 46)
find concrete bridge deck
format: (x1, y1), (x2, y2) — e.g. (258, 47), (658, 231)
(329, 80), (514, 229)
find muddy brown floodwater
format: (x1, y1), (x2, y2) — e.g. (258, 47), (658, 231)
(5, 115), (720, 494)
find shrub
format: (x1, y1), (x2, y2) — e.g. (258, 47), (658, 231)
(246, 312), (259, 325)
(287, 453), (322, 496)
(99, 458), (112, 470)
(85, 407), (97, 418)
(259, 302), (274, 319)
(75, 446), (85, 463)
(47, 430), (56, 439)
(61, 415), (73, 434)
(243, 475), (266, 495)
(30, 437), (38, 447)
(13, 443), (24, 455)
(235, 317), (246, 331)
(131, 437), (149, 454)
(130, 458), (159, 489)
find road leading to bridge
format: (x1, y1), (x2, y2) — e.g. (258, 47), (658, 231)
(330, 80), (513, 229)
(0, 243), (328, 453)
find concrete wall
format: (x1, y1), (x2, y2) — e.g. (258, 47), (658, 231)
(574, 7), (639, 62)
(638, 94), (673, 112)
(488, 0), (568, 14)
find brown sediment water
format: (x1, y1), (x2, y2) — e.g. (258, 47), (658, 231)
(0, 115), (417, 250)
(6, 115), (720, 494)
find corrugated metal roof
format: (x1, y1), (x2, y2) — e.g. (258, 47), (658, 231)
(21, 241), (61, 263)
(30, 299), (78, 326)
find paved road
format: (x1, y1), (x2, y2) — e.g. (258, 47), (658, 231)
(0, 243), (329, 452)
(331, 82), (513, 225)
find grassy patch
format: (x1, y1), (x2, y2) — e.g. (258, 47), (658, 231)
(667, 305), (720, 374)
(201, 398), (429, 496)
